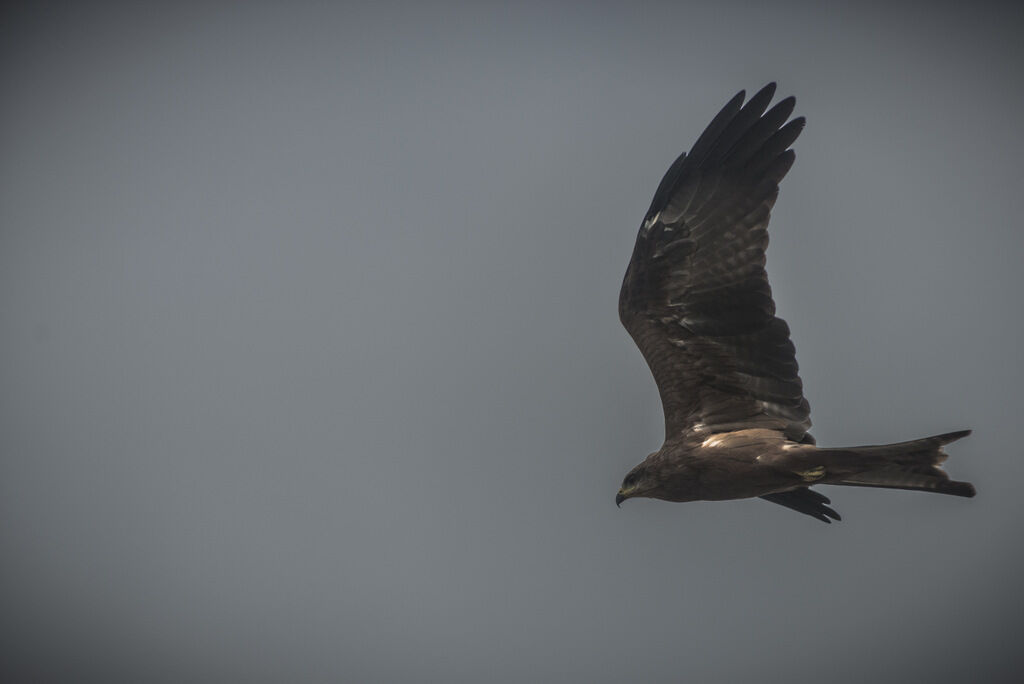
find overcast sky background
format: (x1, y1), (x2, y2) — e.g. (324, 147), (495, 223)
(3, 1), (1023, 681)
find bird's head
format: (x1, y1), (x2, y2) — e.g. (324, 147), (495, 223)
(615, 459), (657, 507)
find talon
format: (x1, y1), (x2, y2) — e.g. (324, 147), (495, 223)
(799, 466), (826, 482)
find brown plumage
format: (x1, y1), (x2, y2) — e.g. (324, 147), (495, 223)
(615, 84), (975, 522)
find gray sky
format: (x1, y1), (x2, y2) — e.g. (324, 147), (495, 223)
(2, 1), (1023, 681)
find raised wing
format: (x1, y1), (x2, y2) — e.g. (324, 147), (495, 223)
(619, 83), (811, 441)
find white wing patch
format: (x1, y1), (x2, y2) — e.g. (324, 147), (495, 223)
(641, 212), (662, 237)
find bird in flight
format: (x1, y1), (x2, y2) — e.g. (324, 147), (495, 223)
(615, 83), (975, 522)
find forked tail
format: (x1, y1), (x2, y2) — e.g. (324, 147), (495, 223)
(826, 429), (975, 497)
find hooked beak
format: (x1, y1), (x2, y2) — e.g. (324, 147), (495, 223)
(615, 491), (627, 507)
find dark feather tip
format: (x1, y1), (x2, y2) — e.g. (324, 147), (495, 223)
(944, 481), (976, 498)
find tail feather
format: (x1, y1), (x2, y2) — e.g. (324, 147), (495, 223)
(824, 429), (975, 498)
(837, 469), (976, 497)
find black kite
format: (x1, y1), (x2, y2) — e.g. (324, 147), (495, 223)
(615, 84), (975, 522)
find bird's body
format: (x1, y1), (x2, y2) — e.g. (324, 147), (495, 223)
(638, 429), (815, 503)
(616, 84), (975, 522)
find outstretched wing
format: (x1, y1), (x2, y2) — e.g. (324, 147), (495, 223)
(619, 83), (811, 441)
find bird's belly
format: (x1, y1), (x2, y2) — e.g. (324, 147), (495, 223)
(691, 456), (796, 501)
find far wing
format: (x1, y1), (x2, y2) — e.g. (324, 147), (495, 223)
(761, 488), (840, 524)
(619, 83), (811, 440)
